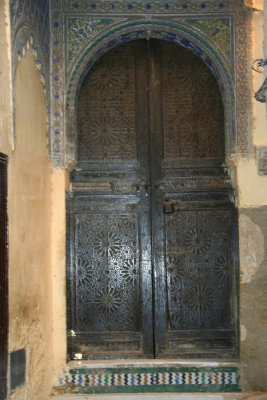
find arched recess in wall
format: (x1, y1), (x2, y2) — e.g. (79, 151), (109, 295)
(65, 20), (236, 165)
(66, 29), (239, 360)
(12, 24), (49, 147)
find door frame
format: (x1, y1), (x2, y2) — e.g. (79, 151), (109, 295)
(0, 153), (8, 399)
(65, 22), (239, 362)
(67, 38), (241, 360)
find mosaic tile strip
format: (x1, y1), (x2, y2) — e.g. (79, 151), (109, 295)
(56, 367), (240, 393)
(67, 17), (126, 63)
(186, 17), (231, 60)
(60, 0), (239, 13)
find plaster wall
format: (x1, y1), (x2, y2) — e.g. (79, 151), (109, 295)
(236, 3), (267, 391)
(51, 168), (67, 385)
(236, 4), (267, 207)
(8, 48), (53, 399)
(0, 0), (12, 154)
(239, 209), (267, 391)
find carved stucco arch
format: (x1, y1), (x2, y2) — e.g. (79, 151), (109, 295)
(65, 20), (235, 165)
(12, 23), (50, 146)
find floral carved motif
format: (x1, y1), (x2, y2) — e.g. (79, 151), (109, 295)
(67, 17), (125, 62)
(166, 209), (230, 329)
(186, 18), (231, 60)
(74, 212), (139, 331)
(77, 45), (136, 161)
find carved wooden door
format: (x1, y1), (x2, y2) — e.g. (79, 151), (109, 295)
(67, 40), (238, 360)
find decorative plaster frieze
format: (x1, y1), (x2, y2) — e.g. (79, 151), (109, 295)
(60, 0), (241, 13)
(67, 17), (126, 65)
(10, 0), (50, 92)
(10, 0), (50, 151)
(49, 0), (250, 168)
(185, 17), (231, 61)
(235, 7), (253, 157)
(51, 10), (65, 167)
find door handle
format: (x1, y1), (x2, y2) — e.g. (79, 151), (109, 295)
(163, 201), (183, 214)
(163, 203), (174, 214)
(135, 183), (149, 192)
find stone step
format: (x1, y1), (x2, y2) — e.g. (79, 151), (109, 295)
(50, 394), (267, 400)
(54, 364), (240, 396)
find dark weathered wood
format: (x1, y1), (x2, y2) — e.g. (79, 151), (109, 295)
(149, 39), (168, 356)
(68, 39), (238, 360)
(0, 153), (8, 399)
(146, 40), (237, 358)
(68, 41), (153, 359)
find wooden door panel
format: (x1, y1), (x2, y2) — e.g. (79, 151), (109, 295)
(153, 191), (238, 359)
(77, 45), (137, 162)
(68, 193), (153, 359)
(74, 210), (139, 332)
(161, 42), (225, 161)
(149, 40), (238, 359)
(162, 200), (238, 358)
(68, 40), (152, 359)
(166, 208), (231, 330)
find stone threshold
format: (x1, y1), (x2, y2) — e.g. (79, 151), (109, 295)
(55, 360), (241, 395)
(50, 393), (267, 400)
(67, 359), (240, 369)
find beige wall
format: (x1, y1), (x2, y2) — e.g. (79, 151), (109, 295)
(8, 48), (53, 399)
(236, 3), (267, 207)
(51, 168), (67, 385)
(236, 2), (267, 390)
(0, 0), (12, 155)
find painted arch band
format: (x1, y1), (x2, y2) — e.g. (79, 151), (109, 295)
(65, 20), (235, 165)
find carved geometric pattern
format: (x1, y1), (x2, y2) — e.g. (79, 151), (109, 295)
(162, 43), (225, 160)
(67, 17), (125, 62)
(51, 11), (64, 163)
(186, 18), (231, 60)
(77, 45), (136, 161)
(74, 212), (139, 332)
(166, 209), (231, 330)
(58, 367), (240, 391)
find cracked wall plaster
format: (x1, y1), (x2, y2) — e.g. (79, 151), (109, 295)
(239, 214), (264, 283)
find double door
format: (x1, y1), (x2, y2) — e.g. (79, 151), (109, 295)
(67, 39), (238, 359)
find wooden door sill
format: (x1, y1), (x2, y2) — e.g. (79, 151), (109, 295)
(67, 359), (240, 369)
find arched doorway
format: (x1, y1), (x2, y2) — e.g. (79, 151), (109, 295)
(67, 39), (238, 360)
